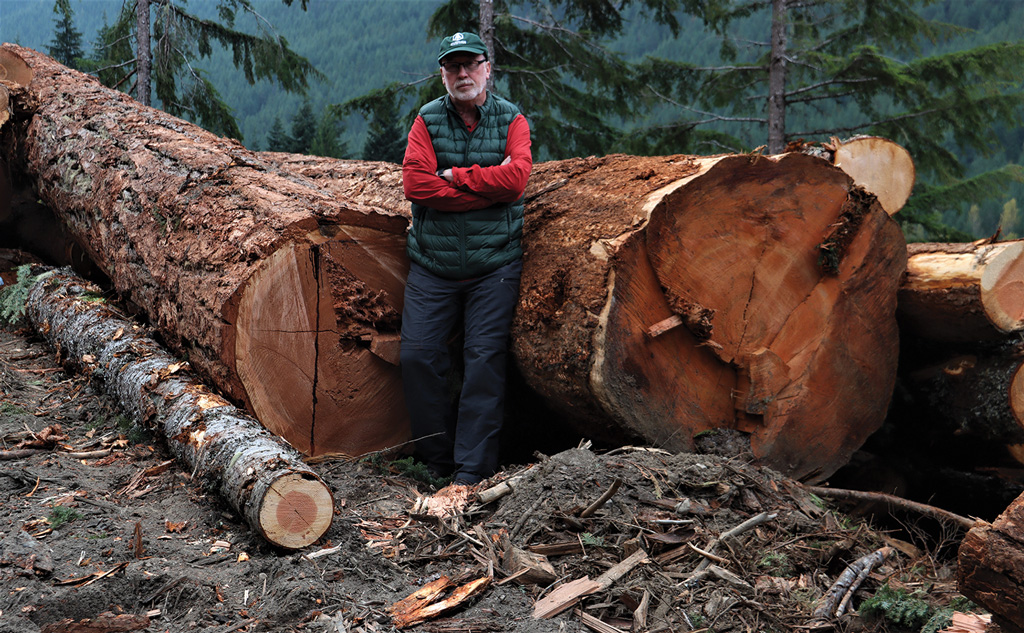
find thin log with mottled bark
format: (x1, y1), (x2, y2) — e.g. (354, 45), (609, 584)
(26, 268), (334, 550)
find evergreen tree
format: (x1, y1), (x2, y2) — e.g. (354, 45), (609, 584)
(310, 108), (347, 159)
(361, 99), (406, 164)
(288, 99), (317, 154)
(343, 0), (682, 159)
(46, 0), (85, 69)
(265, 116), (291, 152)
(632, 0), (1024, 239)
(89, 0), (322, 141)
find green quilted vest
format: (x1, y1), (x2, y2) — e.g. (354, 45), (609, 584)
(407, 93), (525, 279)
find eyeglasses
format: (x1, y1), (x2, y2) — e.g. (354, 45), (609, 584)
(441, 59), (486, 74)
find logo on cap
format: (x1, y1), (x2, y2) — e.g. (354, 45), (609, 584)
(450, 33), (465, 46)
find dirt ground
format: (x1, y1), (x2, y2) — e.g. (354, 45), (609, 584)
(0, 313), (988, 633)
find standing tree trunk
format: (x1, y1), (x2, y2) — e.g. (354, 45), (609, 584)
(479, 0), (496, 93)
(767, 0), (788, 154)
(6, 44), (411, 459)
(514, 152), (907, 482)
(136, 0), (151, 106)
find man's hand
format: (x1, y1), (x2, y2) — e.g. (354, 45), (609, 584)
(439, 156), (511, 183)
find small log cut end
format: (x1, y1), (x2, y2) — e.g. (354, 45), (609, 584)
(255, 472), (334, 550)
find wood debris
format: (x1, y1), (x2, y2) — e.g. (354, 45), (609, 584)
(388, 574), (492, 629)
(39, 611), (151, 633)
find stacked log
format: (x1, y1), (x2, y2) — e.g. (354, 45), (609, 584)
(895, 241), (1024, 453)
(2, 45), (910, 484)
(512, 153), (906, 482)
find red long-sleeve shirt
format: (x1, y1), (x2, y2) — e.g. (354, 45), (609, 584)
(402, 110), (532, 213)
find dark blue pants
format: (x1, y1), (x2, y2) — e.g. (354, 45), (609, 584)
(400, 260), (522, 484)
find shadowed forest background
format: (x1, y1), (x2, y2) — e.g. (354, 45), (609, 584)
(1, 0), (1022, 240)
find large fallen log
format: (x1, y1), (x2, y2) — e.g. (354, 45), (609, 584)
(25, 268), (334, 549)
(4, 44), (411, 458)
(513, 153), (907, 481)
(7, 45), (909, 481)
(959, 491), (1024, 630)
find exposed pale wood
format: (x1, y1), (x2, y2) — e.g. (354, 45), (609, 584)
(532, 576), (603, 619)
(576, 609), (629, 633)
(939, 612), (991, 633)
(25, 269), (334, 549)
(832, 136), (915, 215)
(900, 240), (1024, 341)
(389, 575), (492, 629)
(959, 491), (1024, 630)
(504, 546), (557, 585)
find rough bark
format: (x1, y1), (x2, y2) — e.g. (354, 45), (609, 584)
(902, 343), (1024, 448)
(6, 44), (411, 458)
(959, 491), (1024, 630)
(514, 153), (907, 482)
(899, 240), (1024, 341)
(7, 46), (909, 482)
(25, 268), (334, 549)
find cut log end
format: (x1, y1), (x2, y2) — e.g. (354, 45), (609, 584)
(982, 241), (1024, 334)
(832, 136), (915, 215)
(257, 472), (334, 550)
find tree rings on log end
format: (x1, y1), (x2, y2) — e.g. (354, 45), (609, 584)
(257, 472), (334, 550)
(981, 241), (1024, 334)
(0, 48), (33, 86)
(234, 232), (409, 458)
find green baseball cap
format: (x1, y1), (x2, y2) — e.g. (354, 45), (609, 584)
(438, 32), (488, 62)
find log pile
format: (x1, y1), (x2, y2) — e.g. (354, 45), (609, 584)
(1, 44), (913, 483)
(4, 43), (1024, 624)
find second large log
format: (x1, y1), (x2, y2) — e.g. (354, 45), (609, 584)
(514, 153), (907, 482)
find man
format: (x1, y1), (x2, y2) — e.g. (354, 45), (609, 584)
(401, 31), (532, 491)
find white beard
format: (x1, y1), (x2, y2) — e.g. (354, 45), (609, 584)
(444, 77), (485, 103)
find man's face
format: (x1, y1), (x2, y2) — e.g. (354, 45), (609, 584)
(440, 53), (490, 105)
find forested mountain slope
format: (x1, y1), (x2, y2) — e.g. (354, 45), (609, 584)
(1, 0), (1021, 237)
